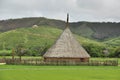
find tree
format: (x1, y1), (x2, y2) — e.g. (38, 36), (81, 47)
(15, 43), (26, 61)
(12, 48), (15, 61)
(83, 43), (105, 57)
(114, 47), (120, 58)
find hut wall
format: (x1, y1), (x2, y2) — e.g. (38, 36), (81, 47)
(44, 57), (89, 62)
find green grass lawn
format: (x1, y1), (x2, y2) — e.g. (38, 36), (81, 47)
(0, 65), (120, 80)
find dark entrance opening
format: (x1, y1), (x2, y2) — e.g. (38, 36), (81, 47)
(80, 58), (84, 62)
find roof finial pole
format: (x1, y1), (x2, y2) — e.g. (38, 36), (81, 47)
(66, 13), (69, 28)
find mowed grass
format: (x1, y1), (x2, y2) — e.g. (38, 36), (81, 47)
(0, 65), (120, 80)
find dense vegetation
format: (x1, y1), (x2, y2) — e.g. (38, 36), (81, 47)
(0, 17), (120, 40)
(104, 37), (120, 47)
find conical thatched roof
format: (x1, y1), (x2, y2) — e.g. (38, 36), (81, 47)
(43, 14), (90, 58)
(43, 27), (90, 58)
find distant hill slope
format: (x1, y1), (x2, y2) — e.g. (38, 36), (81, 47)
(0, 17), (120, 40)
(0, 26), (62, 50)
(0, 26), (104, 50)
(0, 17), (65, 31)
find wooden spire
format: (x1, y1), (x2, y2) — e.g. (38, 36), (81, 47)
(66, 13), (69, 28)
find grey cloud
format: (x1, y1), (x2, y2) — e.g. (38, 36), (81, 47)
(0, 0), (120, 22)
(76, 0), (104, 10)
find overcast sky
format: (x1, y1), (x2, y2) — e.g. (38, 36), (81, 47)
(0, 0), (120, 22)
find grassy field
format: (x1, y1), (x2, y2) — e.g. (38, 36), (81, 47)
(0, 65), (120, 80)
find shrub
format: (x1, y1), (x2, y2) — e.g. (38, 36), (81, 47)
(83, 43), (105, 57)
(0, 50), (12, 56)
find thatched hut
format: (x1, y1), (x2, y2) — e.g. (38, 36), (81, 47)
(43, 14), (90, 62)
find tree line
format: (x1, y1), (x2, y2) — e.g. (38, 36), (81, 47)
(0, 43), (120, 58)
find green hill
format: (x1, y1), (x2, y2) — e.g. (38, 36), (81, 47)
(0, 26), (105, 50)
(0, 26), (107, 56)
(0, 26), (62, 50)
(0, 17), (120, 40)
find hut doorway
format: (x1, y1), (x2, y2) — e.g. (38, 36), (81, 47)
(80, 58), (84, 62)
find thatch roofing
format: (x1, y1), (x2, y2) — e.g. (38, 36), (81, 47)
(43, 27), (90, 58)
(43, 14), (90, 58)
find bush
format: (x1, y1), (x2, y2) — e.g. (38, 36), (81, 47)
(83, 43), (105, 57)
(114, 47), (120, 57)
(0, 50), (12, 56)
